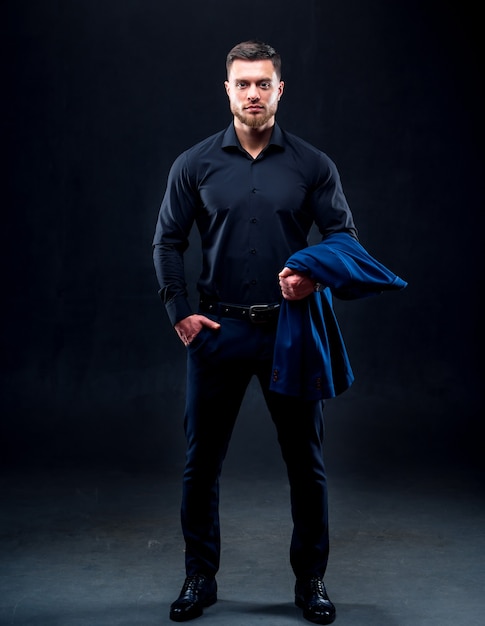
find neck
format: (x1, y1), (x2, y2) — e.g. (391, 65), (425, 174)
(233, 119), (275, 158)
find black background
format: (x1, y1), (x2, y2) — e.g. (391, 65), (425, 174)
(3, 0), (483, 477)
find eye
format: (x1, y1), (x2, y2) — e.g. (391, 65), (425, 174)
(260, 81), (272, 89)
(236, 81), (247, 89)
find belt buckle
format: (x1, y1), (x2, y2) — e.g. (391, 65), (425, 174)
(249, 304), (279, 324)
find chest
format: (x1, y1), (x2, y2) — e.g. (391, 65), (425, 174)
(196, 154), (310, 218)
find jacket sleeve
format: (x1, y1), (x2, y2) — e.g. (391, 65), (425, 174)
(285, 232), (407, 299)
(270, 233), (407, 400)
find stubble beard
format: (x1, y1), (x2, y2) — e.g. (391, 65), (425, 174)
(232, 103), (277, 128)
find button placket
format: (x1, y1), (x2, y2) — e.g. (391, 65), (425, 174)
(248, 168), (259, 284)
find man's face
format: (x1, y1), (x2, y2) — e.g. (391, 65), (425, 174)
(224, 59), (284, 129)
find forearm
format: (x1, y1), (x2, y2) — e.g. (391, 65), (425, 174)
(153, 243), (193, 325)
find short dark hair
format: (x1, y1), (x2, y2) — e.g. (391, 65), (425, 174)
(226, 40), (282, 79)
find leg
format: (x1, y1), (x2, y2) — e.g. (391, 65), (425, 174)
(261, 384), (336, 624)
(182, 323), (252, 577)
(260, 382), (329, 579)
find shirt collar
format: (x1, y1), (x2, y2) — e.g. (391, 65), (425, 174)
(221, 122), (285, 152)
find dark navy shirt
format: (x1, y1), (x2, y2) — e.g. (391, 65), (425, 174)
(153, 122), (358, 325)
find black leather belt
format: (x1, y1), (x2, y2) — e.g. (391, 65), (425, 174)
(199, 298), (280, 324)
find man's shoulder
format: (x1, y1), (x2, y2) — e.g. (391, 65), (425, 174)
(279, 128), (338, 176)
(181, 128), (227, 158)
(281, 128), (330, 160)
(168, 128), (227, 175)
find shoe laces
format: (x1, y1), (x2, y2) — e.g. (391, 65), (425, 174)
(310, 577), (326, 596)
(183, 574), (205, 593)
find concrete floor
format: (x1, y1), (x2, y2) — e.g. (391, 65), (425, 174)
(0, 465), (484, 626)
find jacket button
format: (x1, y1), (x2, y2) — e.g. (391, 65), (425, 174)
(272, 369), (279, 382)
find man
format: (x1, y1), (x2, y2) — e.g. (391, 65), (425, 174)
(153, 40), (403, 624)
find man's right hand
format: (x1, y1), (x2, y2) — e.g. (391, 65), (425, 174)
(174, 314), (221, 346)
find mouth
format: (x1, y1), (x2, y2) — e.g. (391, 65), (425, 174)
(245, 105), (264, 112)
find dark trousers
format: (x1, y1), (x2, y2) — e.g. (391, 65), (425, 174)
(181, 315), (329, 580)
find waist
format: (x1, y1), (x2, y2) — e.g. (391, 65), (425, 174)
(199, 297), (281, 324)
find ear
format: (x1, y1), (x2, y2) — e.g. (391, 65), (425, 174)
(224, 80), (230, 97)
(278, 81), (285, 100)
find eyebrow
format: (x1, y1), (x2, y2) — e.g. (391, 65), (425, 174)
(233, 76), (274, 82)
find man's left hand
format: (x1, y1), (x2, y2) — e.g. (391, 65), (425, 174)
(278, 267), (316, 300)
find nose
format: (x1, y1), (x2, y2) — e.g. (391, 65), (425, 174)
(247, 84), (260, 101)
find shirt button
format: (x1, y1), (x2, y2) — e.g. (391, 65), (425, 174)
(251, 188), (257, 193)
(250, 249), (257, 254)
(251, 280), (257, 285)
(250, 217), (258, 223)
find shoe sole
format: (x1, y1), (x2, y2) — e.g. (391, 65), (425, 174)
(169, 595), (217, 622)
(295, 596), (336, 625)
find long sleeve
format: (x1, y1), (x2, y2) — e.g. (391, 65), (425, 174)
(152, 152), (198, 325)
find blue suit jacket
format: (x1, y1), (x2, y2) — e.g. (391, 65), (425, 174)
(270, 233), (407, 400)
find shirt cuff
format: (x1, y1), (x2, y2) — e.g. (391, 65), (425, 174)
(165, 295), (193, 326)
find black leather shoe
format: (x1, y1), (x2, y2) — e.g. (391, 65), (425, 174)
(169, 574), (217, 622)
(295, 577), (336, 624)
